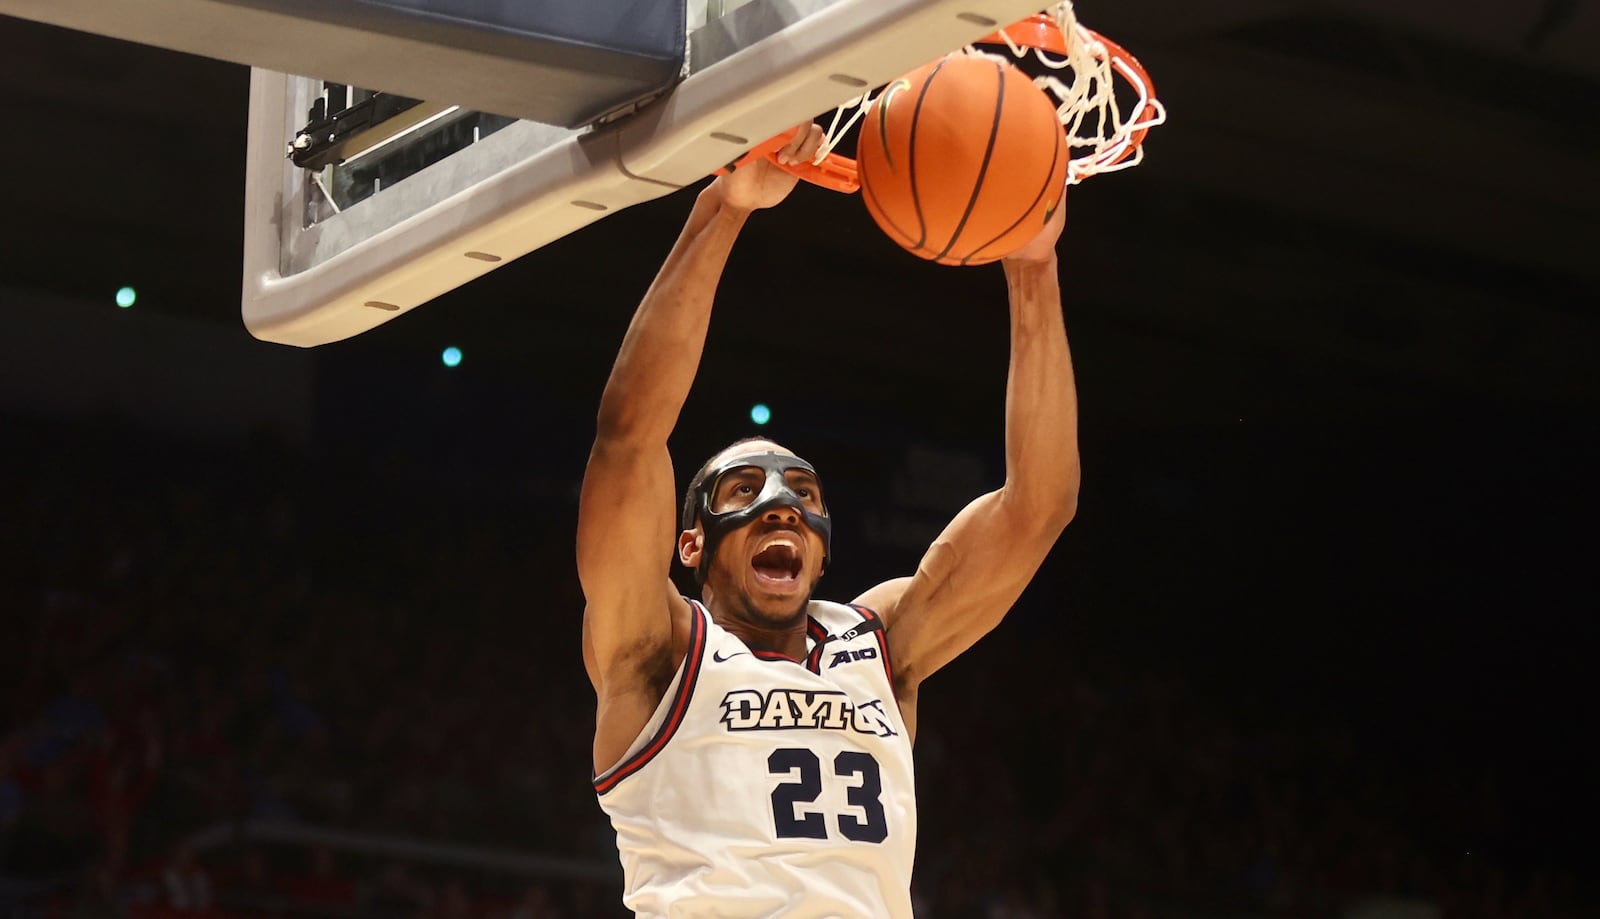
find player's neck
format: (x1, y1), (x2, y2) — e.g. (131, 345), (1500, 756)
(703, 589), (813, 660)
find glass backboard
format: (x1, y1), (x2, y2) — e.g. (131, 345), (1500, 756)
(241, 0), (1050, 346)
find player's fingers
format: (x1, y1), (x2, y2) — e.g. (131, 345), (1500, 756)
(776, 124), (815, 165)
(1050, 189), (1069, 231)
(794, 123), (825, 163)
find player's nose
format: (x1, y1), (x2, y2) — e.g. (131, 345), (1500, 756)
(762, 503), (801, 525)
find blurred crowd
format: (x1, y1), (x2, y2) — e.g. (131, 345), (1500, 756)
(0, 415), (1587, 918)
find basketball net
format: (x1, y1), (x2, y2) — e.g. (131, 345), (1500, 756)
(734, 2), (1166, 193)
(979, 2), (1166, 183)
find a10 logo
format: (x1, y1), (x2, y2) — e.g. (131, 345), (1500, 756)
(826, 646), (879, 669)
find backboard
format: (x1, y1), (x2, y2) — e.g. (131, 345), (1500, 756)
(240, 0), (1050, 347)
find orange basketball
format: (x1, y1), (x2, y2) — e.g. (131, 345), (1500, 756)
(857, 54), (1068, 266)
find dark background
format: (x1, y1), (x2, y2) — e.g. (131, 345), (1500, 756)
(1, 2), (1596, 917)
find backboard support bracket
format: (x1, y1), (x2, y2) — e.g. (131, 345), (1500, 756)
(241, 0), (1046, 346)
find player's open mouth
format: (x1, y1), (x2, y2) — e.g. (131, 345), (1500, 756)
(750, 537), (803, 587)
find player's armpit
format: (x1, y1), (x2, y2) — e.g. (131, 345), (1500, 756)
(576, 438), (681, 686)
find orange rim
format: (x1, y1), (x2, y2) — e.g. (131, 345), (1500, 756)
(980, 14), (1160, 175)
(1079, 28), (1158, 171)
(978, 13), (1070, 56)
(714, 127), (861, 194)
(718, 14), (1161, 194)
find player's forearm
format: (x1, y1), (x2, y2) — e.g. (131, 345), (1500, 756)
(596, 182), (750, 444)
(999, 254), (1081, 522)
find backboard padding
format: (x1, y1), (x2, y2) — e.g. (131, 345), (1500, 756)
(242, 0), (1048, 346)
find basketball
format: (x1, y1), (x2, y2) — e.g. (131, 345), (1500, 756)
(857, 54), (1068, 266)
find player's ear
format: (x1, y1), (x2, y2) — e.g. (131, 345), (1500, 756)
(677, 528), (704, 569)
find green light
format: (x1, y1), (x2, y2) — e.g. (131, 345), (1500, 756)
(441, 346), (463, 368)
(115, 286), (136, 309)
(750, 403), (771, 425)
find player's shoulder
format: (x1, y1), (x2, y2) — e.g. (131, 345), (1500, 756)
(807, 598), (880, 630)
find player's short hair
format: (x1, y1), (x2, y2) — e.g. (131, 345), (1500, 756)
(680, 436), (785, 531)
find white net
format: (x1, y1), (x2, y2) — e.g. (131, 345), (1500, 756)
(811, 1), (1165, 186)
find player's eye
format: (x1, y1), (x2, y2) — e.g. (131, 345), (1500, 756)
(721, 482), (755, 505)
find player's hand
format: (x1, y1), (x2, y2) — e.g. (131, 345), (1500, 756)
(1003, 189), (1067, 265)
(715, 124), (826, 212)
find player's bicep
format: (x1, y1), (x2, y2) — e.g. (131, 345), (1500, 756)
(867, 490), (1062, 687)
(576, 439), (679, 674)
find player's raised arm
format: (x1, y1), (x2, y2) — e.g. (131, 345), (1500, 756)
(855, 200), (1080, 715)
(577, 127), (825, 696)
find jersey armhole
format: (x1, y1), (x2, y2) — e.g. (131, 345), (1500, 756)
(849, 604), (894, 687)
(593, 600), (709, 794)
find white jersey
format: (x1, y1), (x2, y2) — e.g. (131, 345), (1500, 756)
(595, 599), (916, 919)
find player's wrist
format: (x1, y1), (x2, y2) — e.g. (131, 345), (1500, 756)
(1001, 251), (1057, 272)
(703, 177), (757, 218)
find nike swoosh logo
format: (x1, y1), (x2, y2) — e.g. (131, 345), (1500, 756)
(712, 650), (750, 663)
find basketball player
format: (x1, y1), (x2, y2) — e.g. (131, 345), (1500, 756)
(578, 124), (1080, 917)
